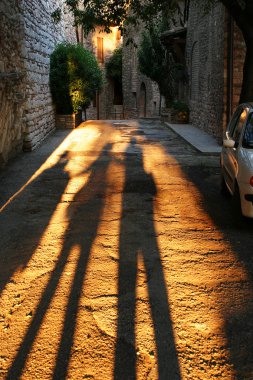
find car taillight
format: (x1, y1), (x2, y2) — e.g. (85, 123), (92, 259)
(250, 176), (253, 187)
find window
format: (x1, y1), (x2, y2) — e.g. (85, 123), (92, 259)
(116, 29), (121, 41)
(97, 37), (104, 63)
(231, 108), (248, 143)
(243, 112), (253, 148)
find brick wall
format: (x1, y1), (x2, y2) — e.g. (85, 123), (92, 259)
(231, 24), (245, 113)
(223, 15), (246, 134)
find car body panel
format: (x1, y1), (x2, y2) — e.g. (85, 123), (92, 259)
(221, 103), (253, 217)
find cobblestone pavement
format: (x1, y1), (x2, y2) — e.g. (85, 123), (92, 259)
(1, 119), (253, 380)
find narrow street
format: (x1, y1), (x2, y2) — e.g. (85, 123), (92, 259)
(1, 119), (253, 380)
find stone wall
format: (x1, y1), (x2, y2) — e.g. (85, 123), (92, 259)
(186, 0), (225, 142)
(122, 32), (161, 119)
(0, 0), (26, 166)
(0, 0), (76, 167)
(20, 0), (76, 151)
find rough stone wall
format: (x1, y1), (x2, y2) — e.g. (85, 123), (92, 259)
(122, 24), (161, 119)
(186, 1), (225, 142)
(0, 0), (26, 166)
(20, 0), (76, 151)
(0, 0), (76, 166)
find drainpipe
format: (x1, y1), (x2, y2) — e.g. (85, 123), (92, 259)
(227, 13), (234, 124)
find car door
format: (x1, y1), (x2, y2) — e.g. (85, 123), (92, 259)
(223, 106), (248, 192)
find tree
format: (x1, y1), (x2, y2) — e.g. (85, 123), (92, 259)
(105, 47), (123, 105)
(52, 0), (181, 35)
(54, 0), (253, 103)
(50, 43), (104, 114)
(105, 47), (123, 84)
(137, 22), (176, 107)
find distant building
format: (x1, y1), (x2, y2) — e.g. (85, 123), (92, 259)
(122, 33), (162, 119)
(82, 26), (123, 120)
(83, 24), (161, 121)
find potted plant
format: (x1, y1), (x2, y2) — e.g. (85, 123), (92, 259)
(171, 100), (189, 123)
(50, 43), (103, 128)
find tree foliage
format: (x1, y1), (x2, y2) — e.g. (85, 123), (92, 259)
(105, 47), (122, 83)
(53, 1), (252, 41)
(54, 0), (253, 102)
(52, 0), (182, 36)
(52, 0), (130, 36)
(50, 43), (103, 114)
(138, 22), (176, 106)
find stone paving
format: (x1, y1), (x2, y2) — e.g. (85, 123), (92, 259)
(1, 119), (253, 380)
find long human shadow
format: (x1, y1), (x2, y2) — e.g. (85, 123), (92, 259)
(114, 138), (181, 379)
(0, 151), (71, 294)
(141, 118), (253, 379)
(6, 143), (113, 380)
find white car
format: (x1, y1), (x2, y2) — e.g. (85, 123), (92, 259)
(221, 103), (253, 218)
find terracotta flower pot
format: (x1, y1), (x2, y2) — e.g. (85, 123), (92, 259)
(55, 112), (82, 129)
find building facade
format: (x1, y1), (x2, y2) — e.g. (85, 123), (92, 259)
(186, 0), (245, 142)
(122, 38), (161, 119)
(83, 26), (123, 120)
(83, 24), (161, 121)
(0, 0), (76, 167)
(121, 20), (163, 120)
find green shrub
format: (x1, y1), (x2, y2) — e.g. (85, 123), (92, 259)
(138, 24), (176, 107)
(105, 48), (122, 83)
(50, 43), (104, 114)
(172, 100), (189, 112)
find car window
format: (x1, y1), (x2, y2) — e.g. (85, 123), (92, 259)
(243, 112), (253, 148)
(227, 108), (242, 137)
(231, 108), (248, 142)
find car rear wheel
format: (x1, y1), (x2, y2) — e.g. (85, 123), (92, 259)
(231, 181), (242, 217)
(221, 175), (231, 197)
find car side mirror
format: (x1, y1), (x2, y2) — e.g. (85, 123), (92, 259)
(223, 139), (236, 148)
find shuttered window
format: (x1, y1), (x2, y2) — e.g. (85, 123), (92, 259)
(97, 37), (104, 63)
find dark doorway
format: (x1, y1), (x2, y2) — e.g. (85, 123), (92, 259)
(113, 79), (123, 105)
(139, 82), (147, 117)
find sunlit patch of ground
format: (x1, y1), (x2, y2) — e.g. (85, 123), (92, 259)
(1, 120), (252, 379)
